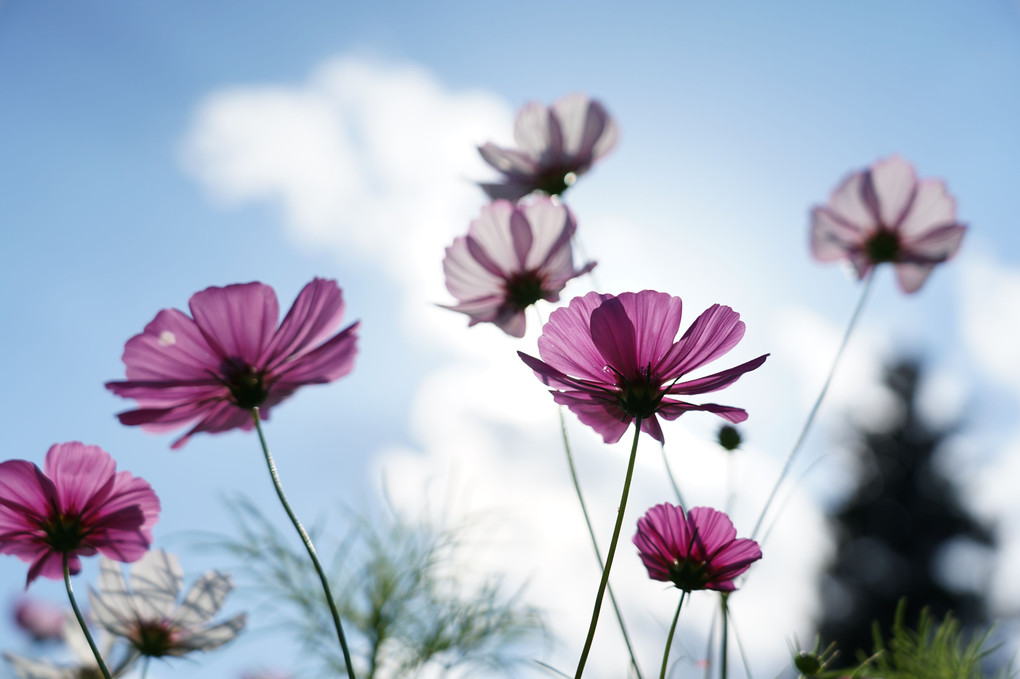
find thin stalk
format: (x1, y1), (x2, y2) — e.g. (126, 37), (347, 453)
(251, 408), (357, 679)
(63, 553), (112, 679)
(719, 593), (730, 679)
(557, 407), (645, 679)
(140, 656), (151, 679)
(574, 419), (643, 678)
(659, 442), (687, 509)
(751, 272), (875, 539)
(659, 591), (687, 679)
(724, 599), (753, 679)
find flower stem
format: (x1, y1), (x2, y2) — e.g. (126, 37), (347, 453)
(720, 593), (730, 679)
(659, 441), (687, 509)
(659, 591), (686, 679)
(62, 553), (112, 679)
(557, 407), (645, 679)
(574, 419), (642, 679)
(751, 272), (874, 539)
(251, 408), (357, 679)
(140, 657), (150, 679)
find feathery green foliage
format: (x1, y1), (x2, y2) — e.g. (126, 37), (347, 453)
(204, 497), (544, 679)
(795, 601), (1011, 679)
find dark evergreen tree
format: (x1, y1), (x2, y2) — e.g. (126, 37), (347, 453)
(817, 357), (994, 658)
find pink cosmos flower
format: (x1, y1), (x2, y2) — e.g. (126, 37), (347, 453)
(478, 93), (618, 201)
(633, 503), (762, 592)
(442, 197), (595, 337)
(810, 155), (967, 293)
(518, 290), (768, 443)
(12, 597), (66, 642)
(0, 443), (160, 586)
(106, 278), (359, 449)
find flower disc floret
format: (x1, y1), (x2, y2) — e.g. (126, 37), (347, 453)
(0, 443), (160, 586)
(519, 290), (768, 443)
(106, 278), (359, 448)
(633, 503), (762, 592)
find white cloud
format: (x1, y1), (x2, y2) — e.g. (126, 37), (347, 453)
(180, 55), (513, 337)
(959, 251), (1020, 387)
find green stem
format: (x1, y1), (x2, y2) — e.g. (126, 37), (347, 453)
(251, 408), (357, 679)
(751, 272), (874, 539)
(140, 656), (150, 679)
(557, 408), (645, 679)
(574, 419), (643, 679)
(63, 553), (113, 679)
(720, 593), (730, 679)
(659, 591), (686, 679)
(659, 442), (687, 509)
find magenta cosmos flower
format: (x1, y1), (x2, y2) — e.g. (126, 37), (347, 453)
(478, 93), (619, 201)
(13, 597), (66, 642)
(0, 443), (160, 586)
(106, 278), (359, 449)
(519, 290), (768, 443)
(442, 197), (595, 337)
(810, 155), (967, 293)
(634, 503), (761, 592)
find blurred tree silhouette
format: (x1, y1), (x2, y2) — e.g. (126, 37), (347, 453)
(817, 357), (994, 658)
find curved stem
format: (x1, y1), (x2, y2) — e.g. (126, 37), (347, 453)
(251, 408), (357, 679)
(557, 408), (645, 679)
(574, 419), (643, 679)
(659, 591), (686, 679)
(140, 656), (151, 679)
(63, 553), (113, 679)
(751, 272), (874, 539)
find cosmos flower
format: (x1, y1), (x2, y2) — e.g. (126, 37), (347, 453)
(12, 597), (66, 642)
(0, 443), (160, 586)
(518, 290), (767, 443)
(478, 93), (618, 201)
(89, 549), (245, 659)
(442, 197), (595, 337)
(633, 503), (762, 592)
(810, 155), (967, 293)
(5, 615), (130, 679)
(106, 278), (359, 449)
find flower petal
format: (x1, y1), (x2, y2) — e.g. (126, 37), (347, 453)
(514, 102), (563, 166)
(659, 304), (743, 378)
(536, 291), (614, 382)
(550, 390), (633, 444)
(810, 207), (864, 262)
(172, 570), (234, 628)
(125, 550), (183, 623)
(668, 354), (769, 395)
(613, 291), (684, 372)
(261, 279), (346, 372)
(172, 614), (246, 654)
(477, 143), (538, 177)
(189, 283), (278, 365)
(868, 155), (918, 228)
(117, 309), (221, 383)
(271, 322), (359, 385)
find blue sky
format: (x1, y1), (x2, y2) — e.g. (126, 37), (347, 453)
(2, 2), (1020, 677)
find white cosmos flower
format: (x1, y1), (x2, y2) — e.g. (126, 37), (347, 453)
(88, 549), (246, 658)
